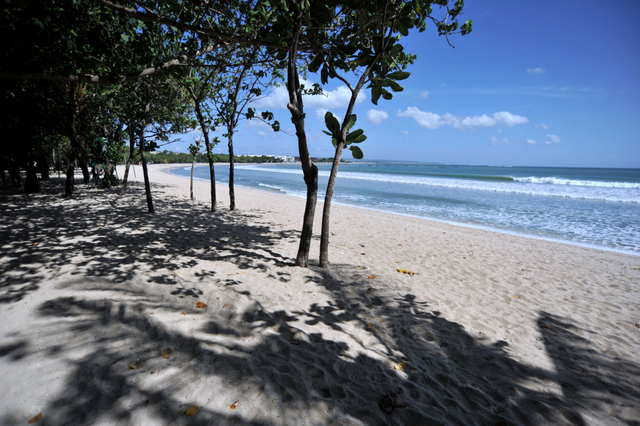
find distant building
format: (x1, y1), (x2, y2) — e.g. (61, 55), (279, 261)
(248, 155), (295, 163)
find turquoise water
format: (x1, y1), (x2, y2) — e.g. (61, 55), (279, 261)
(170, 163), (640, 255)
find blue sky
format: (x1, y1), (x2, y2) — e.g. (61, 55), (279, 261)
(170, 1), (640, 168)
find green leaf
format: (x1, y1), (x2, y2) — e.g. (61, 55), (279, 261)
(324, 111), (340, 138)
(321, 64), (329, 85)
(349, 145), (364, 159)
(388, 80), (404, 92)
(332, 137), (337, 148)
(346, 114), (357, 132)
(396, 20), (409, 37)
(322, 130), (332, 136)
(349, 133), (367, 143)
(345, 128), (364, 142)
(308, 53), (323, 73)
(387, 71), (411, 80)
(371, 82), (382, 105)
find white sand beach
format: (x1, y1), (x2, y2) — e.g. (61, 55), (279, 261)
(1, 163), (639, 426)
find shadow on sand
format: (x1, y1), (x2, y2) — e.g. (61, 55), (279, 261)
(1, 179), (638, 425)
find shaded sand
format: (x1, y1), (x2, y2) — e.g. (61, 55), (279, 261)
(1, 163), (639, 426)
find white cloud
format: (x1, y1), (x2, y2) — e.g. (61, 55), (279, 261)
(397, 107), (529, 130)
(526, 138), (537, 145)
(457, 114), (497, 129)
(496, 129), (503, 134)
(493, 111), (529, 127)
(396, 107), (445, 129)
(544, 134), (561, 145)
(490, 137), (512, 146)
(401, 130), (410, 135)
(258, 131), (267, 136)
(527, 67), (546, 74)
(420, 91), (429, 99)
(366, 109), (389, 125)
(537, 123), (549, 131)
(255, 79), (365, 110)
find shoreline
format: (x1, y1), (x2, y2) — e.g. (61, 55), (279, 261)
(2, 164), (639, 425)
(163, 162), (640, 258)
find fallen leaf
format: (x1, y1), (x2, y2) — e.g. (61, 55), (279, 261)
(161, 348), (172, 359)
(393, 362), (405, 371)
(398, 244), (402, 246)
(367, 323), (373, 328)
(223, 304), (229, 308)
(180, 312), (186, 316)
(128, 361), (140, 370)
(368, 275), (377, 279)
(361, 253), (366, 255)
(540, 324), (553, 330)
(396, 269), (415, 277)
(635, 323), (639, 328)
(185, 405), (199, 416)
(512, 295), (522, 299)
(28, 413), (43, 424)
(196, 301), (207, 309)
(230, 399), (239, 409)
(367, 286), (373, 291)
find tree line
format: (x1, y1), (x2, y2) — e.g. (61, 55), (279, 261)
(147, 151), (286, 164)
(1, 0), (472, 268)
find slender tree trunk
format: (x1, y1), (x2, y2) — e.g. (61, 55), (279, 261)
(139, 103), (154, 213)
(79, 161), (90, 184)
(120, 130), (136, 195)
(38, 156), (49, 179)
(228, 131), (235, 210)
(24, 161), (40, 193)
(194, 102), (217, 212)
(66, 110), (80, 197)
(319, 143), (345, 267)
(65, 161), (75, 197)
(286, 23), (317, 267)
(190, 155), (195, 201)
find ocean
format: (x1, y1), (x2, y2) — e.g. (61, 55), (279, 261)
(169, 163), (640, 256)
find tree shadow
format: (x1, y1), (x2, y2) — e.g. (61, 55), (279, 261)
(0, 178), (297, 305)
(2, 178), (638, 425)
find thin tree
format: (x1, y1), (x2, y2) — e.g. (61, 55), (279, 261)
(189, 138), (201, 201)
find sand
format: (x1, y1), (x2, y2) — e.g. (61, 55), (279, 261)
(1, 163), (639, 426)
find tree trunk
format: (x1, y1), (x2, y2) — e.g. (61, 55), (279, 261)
(286, 23), (317, 267)
(65, 109), (81, 197)
(24, 161), (40, 193)
(139, 105), (154, 213)
(228, 131), (235, 211)
(38, 156), (49, 179)
(194, 102), (217, 212)
(190, 155), (195, 201)
(79, 161), (90, 184)
(120, 130), (136, 195)
(319, 142), (345, 268)
(65, 162), (75, 197)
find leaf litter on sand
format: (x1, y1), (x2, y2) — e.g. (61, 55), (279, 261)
(28, 413), (43, 424)
(185, 405), (199, 416)
(393, 362), (405, 371)
(196, 301), (207, 308)
(230, 400), (239, 409)
(396, 269), (417, 276)
(128, 361), (141, 370)
(161, 348), (172, 359)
